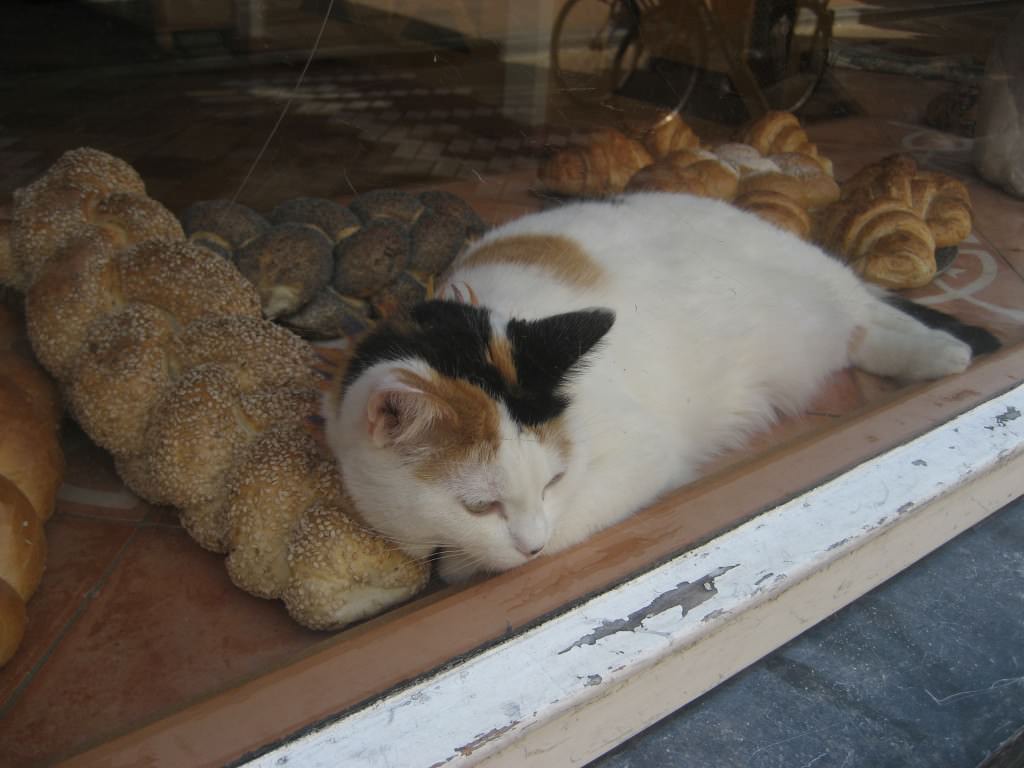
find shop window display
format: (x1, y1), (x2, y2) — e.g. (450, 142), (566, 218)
(0, 1), (1022, 763)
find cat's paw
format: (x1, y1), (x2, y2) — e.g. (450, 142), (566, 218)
(909, 331), (972, 379)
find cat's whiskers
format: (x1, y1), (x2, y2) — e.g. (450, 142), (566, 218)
(438, 550), (491, 581)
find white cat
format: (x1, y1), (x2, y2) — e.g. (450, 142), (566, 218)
(323, 193), (995, 583)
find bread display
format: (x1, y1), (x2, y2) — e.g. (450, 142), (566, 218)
(814, 197), (938, 288)
(183, 190), (484, 340)
(539, 129), (653, 197)
(537, 113), (838, 240)
(537, 111), (970, 284)
(626, 149), (739, 200)
(0, 303), (63, 666)
(5, 148), (430, 630)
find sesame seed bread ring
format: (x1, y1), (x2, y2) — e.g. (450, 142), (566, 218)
(67, 302), (182, 456)
(224, 422), (342, 598)
(173, 389), (321, 552)
(117, 239), (259, 322)
(26, 230), (122, 378)
(180, 315), (319, 391)
(10, 179), (180, 291)
(45, 147), (146, 197)
(5, 148), (429, 630)
(284, 499), (431, 630)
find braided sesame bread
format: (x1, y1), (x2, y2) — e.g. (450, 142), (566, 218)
(6, 149), (429, 630)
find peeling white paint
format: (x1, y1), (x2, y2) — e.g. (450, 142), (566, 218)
(246, 383), (1024, 768)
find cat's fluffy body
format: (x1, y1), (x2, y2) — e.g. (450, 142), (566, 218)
(325, 193), (976, 582)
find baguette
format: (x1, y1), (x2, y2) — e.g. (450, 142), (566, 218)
(0, 303), (63, 665)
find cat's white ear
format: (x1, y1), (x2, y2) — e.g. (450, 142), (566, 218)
(366, 371), (444, 448)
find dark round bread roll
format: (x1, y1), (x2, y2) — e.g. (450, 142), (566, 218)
(332, 220), (410, 298)
(235, 224), (334, 319)
(281, 286), (373, 340)
(268, 197), (361, 243)
(419, 190), (487, 238)
(349, 189), (424, 225)
(372, 271), (431, 321)
(408, 209), (466, 274)
(180, 199), (269, 253)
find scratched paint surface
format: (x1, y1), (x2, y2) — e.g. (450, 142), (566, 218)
(590, 497), (1024, 768)
(249, 384), (1024, 767)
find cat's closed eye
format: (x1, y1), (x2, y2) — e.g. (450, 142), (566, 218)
(463, 500), (504, 516)
(543, 471), (565, 498)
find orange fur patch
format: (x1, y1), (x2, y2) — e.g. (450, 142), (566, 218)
(396, 369), (501, 481)
(458, 234), (605, 289)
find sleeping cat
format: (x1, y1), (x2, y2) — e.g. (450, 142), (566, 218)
(323, 192), (998, 583)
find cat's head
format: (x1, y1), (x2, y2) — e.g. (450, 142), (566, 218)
(324, 299), (614, 581)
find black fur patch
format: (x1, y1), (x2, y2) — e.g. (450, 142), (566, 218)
(344, 300), (615, 426)
(886, 296), (1002, 356)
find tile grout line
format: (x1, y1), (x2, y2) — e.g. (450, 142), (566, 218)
(58, 507), (183, 530)
(0, 522), (146, 719)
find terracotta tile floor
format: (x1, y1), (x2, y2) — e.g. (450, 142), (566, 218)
(1, 43), (1023, 765)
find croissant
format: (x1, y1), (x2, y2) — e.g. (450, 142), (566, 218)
(643, 113), (701, 160)
(840, 154), (972, 247)
(815, 197), (937, 288)
(911, 171), (972, 248)
(6, 149), (428, 630)
(840, 153), (917, 204)
(626, 149), (739, 200)
(734, 188), (812, 239)
(744, 111), (834, 176)
(737, 171), (815, 210)
(539, 129), (653, 197)
(767, 153), (840, 208)
(0, 303), (63, 665)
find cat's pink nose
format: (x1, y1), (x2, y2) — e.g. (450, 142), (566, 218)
(516, 542), (544, 558)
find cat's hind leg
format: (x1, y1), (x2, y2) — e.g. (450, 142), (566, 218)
(848, 297), (992, 380)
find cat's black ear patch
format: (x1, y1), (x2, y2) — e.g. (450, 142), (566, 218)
(504, 308), (615, 424)
(410, 300), (490, 336)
